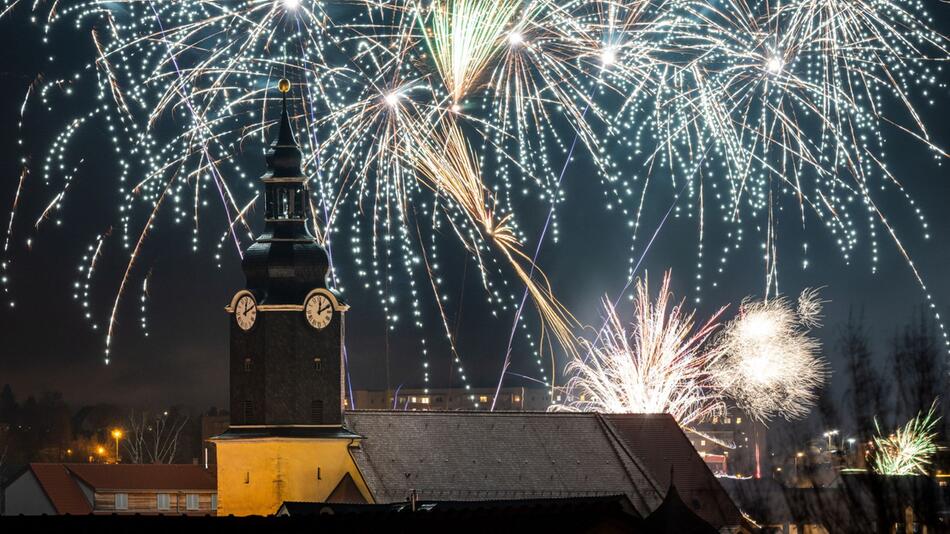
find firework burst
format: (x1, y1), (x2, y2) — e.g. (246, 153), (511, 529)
(0, 0), (947, 394)
(871, 401), (941, 476)
(552, 271), (727, 427)
(712, 290), (827, 422)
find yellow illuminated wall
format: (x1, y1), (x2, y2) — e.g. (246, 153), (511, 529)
(213, 436), (373, 516)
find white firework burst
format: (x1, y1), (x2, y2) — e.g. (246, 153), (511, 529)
(712, 291), (827, 422)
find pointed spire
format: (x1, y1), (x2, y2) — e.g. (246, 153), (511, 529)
(277, 78), (297, 147)
(265, 78), (303, 178)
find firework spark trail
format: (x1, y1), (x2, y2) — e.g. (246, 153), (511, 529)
(405, 118), (580, 360)
(490, 103), (589, 411)
(3, 0), (949, 386)
(871, 400), (941, 476)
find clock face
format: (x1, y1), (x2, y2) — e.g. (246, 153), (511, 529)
(305, 294), (333, 330)
(235, 294), (257, 331)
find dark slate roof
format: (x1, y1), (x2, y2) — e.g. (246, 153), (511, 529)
(642, 483), (719, 534)
(602, 414), (744, 528)
(279, 494), (637, 516)
(343, 411), (664, 515)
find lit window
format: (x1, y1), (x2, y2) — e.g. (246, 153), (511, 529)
(712, 417), (719, 424)
(736, 417), (742, 424)
(410, 397), (418, 403)
(211, 494), (218, 511)
(725, 417), (732, 424)
(479, 395), (489, 403)
(513, 395), (521, 403)
(186, 494), (199, 511)
(157, 493), (170, 511)
(419, 397), (430, 404)
(700, 440), (706, 446)
(115, 493), (128, 510)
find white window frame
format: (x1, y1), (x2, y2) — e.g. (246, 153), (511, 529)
(114, 492), (128, 510)
(186, 493), (200, 511)
(157, 493), (170, 511)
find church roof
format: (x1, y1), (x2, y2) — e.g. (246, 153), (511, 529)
(601, 413), (744, 528)
(343, 411), (742, 529)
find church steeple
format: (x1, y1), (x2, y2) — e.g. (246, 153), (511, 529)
(242, 79), (330, 305)
(227, 79), (347, 429)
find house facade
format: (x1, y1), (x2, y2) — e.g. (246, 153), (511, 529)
(3, 463), (217, 516)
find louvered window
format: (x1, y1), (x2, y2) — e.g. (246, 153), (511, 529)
(311, 400), (324, 424)
(243, 400), (253, 423)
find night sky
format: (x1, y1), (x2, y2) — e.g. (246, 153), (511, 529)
(1, 4), (948, 415)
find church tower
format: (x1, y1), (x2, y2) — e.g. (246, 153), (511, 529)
(213, 80), (371, 516)
(227, 78), (347, 426)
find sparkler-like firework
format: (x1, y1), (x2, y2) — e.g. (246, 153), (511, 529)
(1, 0), (947, 395)
(712, 290), (827, 422)
(552, 271), (727, 428)
(871, 401), (941, 476)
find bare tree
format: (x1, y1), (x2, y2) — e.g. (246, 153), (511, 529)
(892, 306), (944, 420)
(839, 308), (888, 437)
(124, 410), (189, 464)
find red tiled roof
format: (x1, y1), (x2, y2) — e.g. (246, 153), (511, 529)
(66, 464), (216, 491)
(601, 414), (743, 528)
(29, 463), (93, 515)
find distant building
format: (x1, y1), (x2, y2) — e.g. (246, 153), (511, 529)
(2, 463), (217, 516)
(688, 412), (768, 477)
(350, 386), (556, 411)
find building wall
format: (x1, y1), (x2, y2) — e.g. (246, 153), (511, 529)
(214, 437), (372, 516)
(2, 472), (57, 516)
(92, 490), (216, 514)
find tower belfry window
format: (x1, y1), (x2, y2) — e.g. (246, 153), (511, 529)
(244, 358), (252, 372)
(314, 357), (323, 372)
(243, 400), (253, 423)
(311, 400), (324, 424)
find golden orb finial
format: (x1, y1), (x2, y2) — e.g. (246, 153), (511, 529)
(278, 78), (291, 93)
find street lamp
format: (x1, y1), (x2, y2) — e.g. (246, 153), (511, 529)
(111, 428), (124, 464)
(96, 446), (106, 463)
(823, 429), (839, 450)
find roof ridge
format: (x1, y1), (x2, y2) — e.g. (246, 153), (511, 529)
(594, 414), (663, 514)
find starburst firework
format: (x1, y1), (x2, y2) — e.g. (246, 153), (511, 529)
(0, 0), (946, 395)
(712, 291), (827, 422)
(871, 401), (941, 476)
